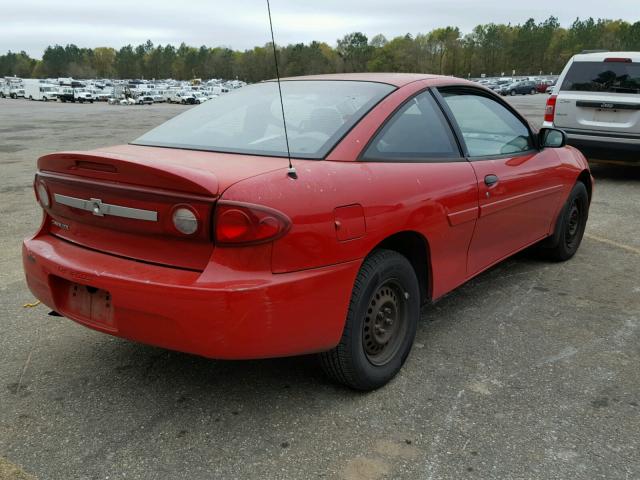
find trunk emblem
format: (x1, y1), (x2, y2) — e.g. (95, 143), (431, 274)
(53, 194), (158, 222)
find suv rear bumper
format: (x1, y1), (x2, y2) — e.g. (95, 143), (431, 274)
(23, 233), (358, 359)
(544, 124), (640, 162)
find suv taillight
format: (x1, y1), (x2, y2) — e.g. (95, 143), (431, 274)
(544, 95), (557, 123)
(214, 201), (291, 246)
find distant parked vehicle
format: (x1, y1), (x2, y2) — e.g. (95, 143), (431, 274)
(57, 87), (75, 102)
(193, 92), (208, 104)
(92, 89), (113, 102)
(170, 91), (197, 104)
(543, 51), (640, 162)
(74, 88), (94, 103)
(148, 91), (165, 103)
(2, 84), (25, 99)
(24, 80), (59, 102)
(136, 93), (155, 105)
(501, 81), (538, 96)
(536, 80), (554, 93)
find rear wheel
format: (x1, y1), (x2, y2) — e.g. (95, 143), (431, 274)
(530, 89), (536, 95)
(319, 249), (420, 391)
(542, 182), (589, 261)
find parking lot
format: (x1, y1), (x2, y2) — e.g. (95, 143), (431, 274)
(1, 95), (639, 479)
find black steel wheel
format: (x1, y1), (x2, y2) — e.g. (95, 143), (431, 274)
(319, 249), (420, 391)
(542, 181), (589, 261)
(362, 280), (408, 366)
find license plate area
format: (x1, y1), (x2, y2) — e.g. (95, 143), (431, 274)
(50, 276), (115, 330)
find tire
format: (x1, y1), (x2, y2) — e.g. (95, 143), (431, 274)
(43, 97), (48, 102)
(530, 89), (536, 95)
(541, 182), (589, 261)
(29, 96), (33, 100)
(319, 249), (420, 391)
(510, 90), (516, 96)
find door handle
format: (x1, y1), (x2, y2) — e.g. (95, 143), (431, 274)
(484, 174), (499, 186)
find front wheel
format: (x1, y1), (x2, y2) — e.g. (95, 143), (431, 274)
(541, 182), (589, 261)
(319, 249), (420, 391)
(530, 89), (536, 95)
(510, 90), (516, 96)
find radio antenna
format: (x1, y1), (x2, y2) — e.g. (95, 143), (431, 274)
(266, 0), (297, 179)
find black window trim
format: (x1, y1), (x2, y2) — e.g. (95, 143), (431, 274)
(431, 85), (541, 161)
(357, 87), (466, 163)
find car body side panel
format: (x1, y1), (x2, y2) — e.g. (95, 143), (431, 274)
(220, 159), (479, 300)
(466, 149), (567, 274)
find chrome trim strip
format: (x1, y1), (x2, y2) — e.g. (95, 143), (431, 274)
(54, 194), (158, 221)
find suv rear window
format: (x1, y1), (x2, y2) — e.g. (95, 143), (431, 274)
(561, 61), (640, 94)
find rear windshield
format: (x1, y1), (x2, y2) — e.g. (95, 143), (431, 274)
(133, 80), (395, 159)
(561, 61), (640, 94)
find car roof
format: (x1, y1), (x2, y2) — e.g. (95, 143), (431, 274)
(572, 51), (640, 62)
(276, 72), (474, 88)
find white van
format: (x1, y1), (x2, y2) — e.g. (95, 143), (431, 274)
(24, 80), (59, 101)
(543, 51), (640, 162)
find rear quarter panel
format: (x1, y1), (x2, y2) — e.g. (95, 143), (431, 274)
(219, 159), (479, 300)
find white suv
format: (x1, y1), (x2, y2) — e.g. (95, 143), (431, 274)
(543, 51), (640, 162)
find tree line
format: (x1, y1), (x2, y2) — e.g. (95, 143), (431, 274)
(1, 17), (639, 82)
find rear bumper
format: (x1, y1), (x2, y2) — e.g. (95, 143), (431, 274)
(545, 124), (640, 162)
(23, 234), (358, 359)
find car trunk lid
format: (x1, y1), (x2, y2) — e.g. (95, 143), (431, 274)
(37, 145), (288, 270)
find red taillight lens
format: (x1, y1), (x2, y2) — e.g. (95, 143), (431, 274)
(544, 95), (557, 123)
(215, 201), (291, 246)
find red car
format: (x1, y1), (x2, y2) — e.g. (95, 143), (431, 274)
(23, 73), (592, 390)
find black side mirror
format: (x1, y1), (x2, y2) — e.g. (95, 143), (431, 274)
(539, 127), (566, 148)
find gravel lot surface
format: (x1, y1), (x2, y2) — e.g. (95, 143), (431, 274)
(1, 95), (638, 479)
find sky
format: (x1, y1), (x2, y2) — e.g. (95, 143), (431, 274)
(1, 0), (637, 58)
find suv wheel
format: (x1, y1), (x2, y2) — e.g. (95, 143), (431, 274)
(319, 249), (420, 390)
(510, 90), (516, 96)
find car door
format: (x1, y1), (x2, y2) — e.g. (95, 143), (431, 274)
(436, 87), (566, 275)
(357, 89), (480, 296)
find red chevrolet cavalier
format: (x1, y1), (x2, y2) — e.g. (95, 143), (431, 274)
(23, 73), (592, 390)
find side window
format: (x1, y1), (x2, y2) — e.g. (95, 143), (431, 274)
(362, 91), (460, 161)
(440, 91), (534, 158)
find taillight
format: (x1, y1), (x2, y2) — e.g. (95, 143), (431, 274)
(214, 201), (291, 246)
(544, 95), (557, 123)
